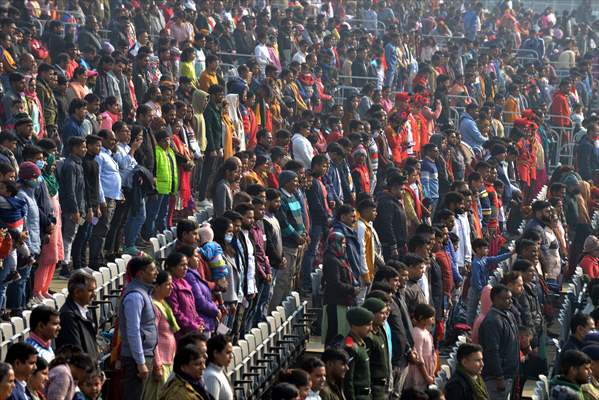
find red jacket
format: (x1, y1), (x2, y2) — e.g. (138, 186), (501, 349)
(550, 91), (571, 127)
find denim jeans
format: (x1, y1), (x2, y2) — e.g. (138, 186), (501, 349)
(62, 214), (80, 267)
(0, 250), (16, 310)
(89, 199), (116, 268)
(124, 197), (146, 248)
(7, 264), (32, 310)
(142, 194), (169, 239)
(300, 224), (327, 291)
(466, 286), (482, 326)
(252, 278), (272, 327)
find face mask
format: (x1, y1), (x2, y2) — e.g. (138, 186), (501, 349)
(224, 233), (234, 244)
(35, 160), (46, 170)
(455, 208), (465, 215)
(47, 153), (55, 168)
(26, 178), (40, 188)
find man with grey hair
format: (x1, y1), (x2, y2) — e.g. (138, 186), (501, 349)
(55, 270), (99, 360)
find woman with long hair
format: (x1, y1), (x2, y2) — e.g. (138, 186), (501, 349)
(143, 270), (179, 400)
(321, 231), (359, 345)
(28, 357), (49, 400)
(165, 252), (205, 337)
(209, 157), (241, 217)
(210, 216), (240, 335)
(46, 346), (94, 400)
(0, 362), (15, 400)
(99, 96), (122, 131)
(24, 76), (45, 138)
(179, 244), (220, 334)
(33, 139), (64, 301)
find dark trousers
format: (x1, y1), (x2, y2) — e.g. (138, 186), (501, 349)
(105, 200), (129, 256)
(72, 222), (93, 269)
(121, 356), (153, 400)
(89, 198), (116, 268)
(198, 153), (222, 201)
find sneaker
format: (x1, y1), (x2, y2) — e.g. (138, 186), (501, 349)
(57, 267), (71, 280)
(124, 246), (144, 256)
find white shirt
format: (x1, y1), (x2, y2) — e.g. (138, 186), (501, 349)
(291, 133), (314, 170)
(292, 50), (307, 64)
(453, 213), (472, 267)
(76, 302), (89, 319)
(254, 43), (271, 74)
(204, 363), (234, 400)
(241, 229), (257, 295)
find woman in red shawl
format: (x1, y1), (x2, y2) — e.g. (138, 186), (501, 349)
(171, 120), (195, 219)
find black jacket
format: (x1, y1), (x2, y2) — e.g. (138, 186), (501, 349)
(389, 290), (414, 368)
(77, 28), (103, 53)
(445, 368), (478, 400)
(233, 30), (255, 55)
(429, 258), (444, 321)
(373, 191), (407, 254)
(322, 252), (356, 307)
(58, 155), (86, 215)
(81, 153), (101, 210)
(56, 298), (99, 361)
(576, 135), (599, 181)
(480, 307), (520, 379)
(306, 176), (331, 226)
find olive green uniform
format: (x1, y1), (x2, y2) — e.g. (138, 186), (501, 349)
(343, 332), (372, 400)
(320, 381), (346, 400)
(365, 326), (392, 400)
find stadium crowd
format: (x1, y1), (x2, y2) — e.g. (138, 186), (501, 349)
(0, 0), (596, 399)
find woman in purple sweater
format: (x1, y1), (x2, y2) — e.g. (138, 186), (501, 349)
(165, 251), (205, 337)
(179, 244), (220, 333)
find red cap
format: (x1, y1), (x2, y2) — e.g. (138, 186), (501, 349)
(521, 109), (537, 120)
(395, 92), (411, 103)
(513, 118), (530, 128)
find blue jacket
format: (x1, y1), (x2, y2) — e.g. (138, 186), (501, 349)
(17, 186), (40, 255)
(471, 252), (512, 291)
(61, 117), (86, 156)
(459, 111), (487, 152)
(463, 9), (479, 40)
(7, 382), (31, 400)
(332, 220), (365, 282)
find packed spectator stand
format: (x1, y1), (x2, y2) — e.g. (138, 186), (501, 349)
(0, 0), (598, 399)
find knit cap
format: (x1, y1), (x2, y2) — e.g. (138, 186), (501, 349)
(346, 306), (374, 326)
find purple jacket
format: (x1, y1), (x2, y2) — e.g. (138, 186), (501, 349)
(185, 268), (219, 332)
(167, 277), (204, 335)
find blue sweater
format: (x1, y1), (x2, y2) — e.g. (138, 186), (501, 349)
(471, 252), (512, 291)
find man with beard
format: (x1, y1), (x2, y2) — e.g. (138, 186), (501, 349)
(550, 350), (592, 399)
(479, 284), (520, 400)
(440, 191), (470, 281)
(374, 173), (408, 260)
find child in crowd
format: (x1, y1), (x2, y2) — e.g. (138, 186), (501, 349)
(76, 369), (106, 400)
(405, 303), (437, 392)
(466, 239), (514, 325)
(198, 223), (229, 288)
